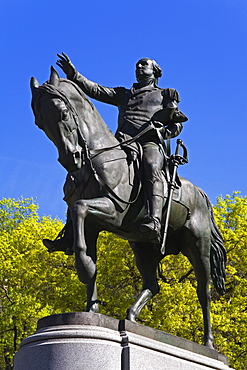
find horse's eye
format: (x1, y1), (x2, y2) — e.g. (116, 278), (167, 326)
(61, 109), (70, 121)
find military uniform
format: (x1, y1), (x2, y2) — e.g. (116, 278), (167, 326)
(70, 72), (181, 140)
(69, 72), (183, 241)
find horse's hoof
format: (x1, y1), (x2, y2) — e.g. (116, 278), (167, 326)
(86, 301), (99, 313)
(205, 341), (214, 349)
(126, 308), (136, 322)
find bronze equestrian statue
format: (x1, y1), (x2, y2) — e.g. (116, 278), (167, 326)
(30, 55), (226, 348)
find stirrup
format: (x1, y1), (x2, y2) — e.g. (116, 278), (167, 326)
(140, 217), (161, 243)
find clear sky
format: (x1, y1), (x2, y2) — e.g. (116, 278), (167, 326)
(1, 0), (246, 222)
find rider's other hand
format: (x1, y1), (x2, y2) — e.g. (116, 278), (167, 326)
(56, 52), (76, 79)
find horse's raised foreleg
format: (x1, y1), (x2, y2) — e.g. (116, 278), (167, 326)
(72, 197), (117, 284)
(126, 242), (161, 322)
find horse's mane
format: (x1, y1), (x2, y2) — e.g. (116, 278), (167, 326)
(55, 78), (95, 110)
(37, 78), (95, 110)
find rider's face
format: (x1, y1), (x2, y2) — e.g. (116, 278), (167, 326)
(135, 59), (155, 82)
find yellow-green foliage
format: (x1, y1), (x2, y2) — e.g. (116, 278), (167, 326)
(0, 198), (84, 368)
(0, 194), (247, 369)
(212, 193), (247, 369)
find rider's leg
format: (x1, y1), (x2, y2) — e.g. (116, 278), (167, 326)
(140, 144), (164, 242)
(43, 208), (74, 255)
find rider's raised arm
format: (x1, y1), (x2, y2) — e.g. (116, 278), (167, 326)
(57, 53), (76, 79)
(70, 71), (124, 107)
(56, 52), (123, 107)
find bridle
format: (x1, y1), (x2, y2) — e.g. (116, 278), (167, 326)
(32, 81), (88, 143)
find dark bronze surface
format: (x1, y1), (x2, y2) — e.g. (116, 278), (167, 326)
(30, 57), (226, 348)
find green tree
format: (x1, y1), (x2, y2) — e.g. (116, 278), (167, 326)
(0, 198), (84, 369)
(211, 192), (247, 369)
(1, 194), (247, 369)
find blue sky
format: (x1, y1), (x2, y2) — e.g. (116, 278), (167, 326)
(1, 0), (246, 222)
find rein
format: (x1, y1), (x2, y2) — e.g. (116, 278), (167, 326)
(89, 121), (153, 159)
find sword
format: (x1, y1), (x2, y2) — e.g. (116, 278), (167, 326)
(160, 139), (188, 255)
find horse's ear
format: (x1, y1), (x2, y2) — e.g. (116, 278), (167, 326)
(49, 66), (60, 87)
(30, 77), (40, 95)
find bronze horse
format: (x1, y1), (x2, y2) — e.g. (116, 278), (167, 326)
(30, 67), (226, 348)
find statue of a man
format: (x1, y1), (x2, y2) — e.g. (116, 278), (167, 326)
(44, 54), (187, 252)
(55, 54), (186, 242)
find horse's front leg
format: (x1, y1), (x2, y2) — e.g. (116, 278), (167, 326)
(82, 226), (99, 313)
(72, 197), (117, 284)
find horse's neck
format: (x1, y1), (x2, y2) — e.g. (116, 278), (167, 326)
(73, 91), (119, 152)
(82, 115), (119, 151)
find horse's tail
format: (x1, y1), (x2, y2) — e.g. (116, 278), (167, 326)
(198, 188), (226, 295)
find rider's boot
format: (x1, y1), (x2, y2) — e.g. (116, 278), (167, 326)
(140, 194), (163, 243)
(139, 144), (165, 243)
(43, 220), (74, 255)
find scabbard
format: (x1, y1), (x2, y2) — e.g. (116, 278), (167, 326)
(160, 139), (185, 255)
(160, 164), (178, 255)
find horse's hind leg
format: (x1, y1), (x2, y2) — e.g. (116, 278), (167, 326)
(196, 253), (214, 348)
(126, 242), (161, 322)
(185, 236), (214, 348)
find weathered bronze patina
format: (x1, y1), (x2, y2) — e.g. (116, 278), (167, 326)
(30, 55), (226, 348)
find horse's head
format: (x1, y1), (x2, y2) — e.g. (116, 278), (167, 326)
(30, 67), (85, 172)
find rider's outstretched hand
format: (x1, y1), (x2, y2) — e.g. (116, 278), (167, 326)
(56, 52), (76, 79)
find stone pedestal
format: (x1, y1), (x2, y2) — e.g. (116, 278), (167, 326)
(14, 312), (234, 370)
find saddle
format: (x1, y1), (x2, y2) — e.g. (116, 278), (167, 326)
(117, 131), (181, 188)
(62, 132), (183, 212)
(116, 131), (143, 166)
